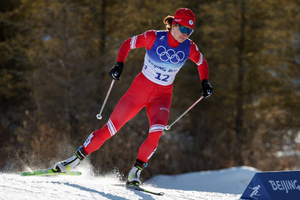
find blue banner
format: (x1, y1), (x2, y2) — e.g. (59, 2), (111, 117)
(241, 171), (300, 200)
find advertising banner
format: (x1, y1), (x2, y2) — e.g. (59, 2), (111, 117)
(241, 171), (300, 200)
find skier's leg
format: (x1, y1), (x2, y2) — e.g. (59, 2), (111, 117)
(54, 73), (150, 172)
(128, 86), (172, 184)
(82, 96), (144, 154)
(82, 74), (152, 154)
(137, 102), (171, 163)
(137, 84), (172, 163)
(127, 107), (170, 184)
(54, 96), (143, 172)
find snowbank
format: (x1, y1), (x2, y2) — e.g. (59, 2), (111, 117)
(147, 166), (259, 194)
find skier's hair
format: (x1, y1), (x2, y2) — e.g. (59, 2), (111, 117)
(163, 15), (174, 30)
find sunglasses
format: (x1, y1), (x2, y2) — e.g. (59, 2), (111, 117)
(175, 21), (194, 36)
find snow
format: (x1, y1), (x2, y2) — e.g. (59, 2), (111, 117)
(0, 164), (259, 200)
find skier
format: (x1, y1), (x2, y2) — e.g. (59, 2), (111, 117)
(54, 8), (213, 186)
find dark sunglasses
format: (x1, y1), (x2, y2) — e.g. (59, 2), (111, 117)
(175, 21), (194, 36)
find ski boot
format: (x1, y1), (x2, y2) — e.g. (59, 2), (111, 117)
(127, 159), (147, 186)
(53, 146), (88, 172)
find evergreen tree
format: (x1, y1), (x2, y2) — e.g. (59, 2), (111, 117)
(189, 0), (300, 169)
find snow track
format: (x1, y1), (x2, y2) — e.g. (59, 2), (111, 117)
(0, 166), (258, 200)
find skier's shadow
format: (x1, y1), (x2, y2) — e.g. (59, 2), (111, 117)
(56, 182), (155, 200)
(113, 184), (156, 200)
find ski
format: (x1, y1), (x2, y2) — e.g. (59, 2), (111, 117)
(126, 183), (164, 196)
(19, 168), (82, 176)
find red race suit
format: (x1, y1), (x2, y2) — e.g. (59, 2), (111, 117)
(82, 30), (209, 163)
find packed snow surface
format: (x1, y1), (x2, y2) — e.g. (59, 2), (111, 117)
(0, 165), (259, 200)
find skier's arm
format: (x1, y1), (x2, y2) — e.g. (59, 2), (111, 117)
(109, 30), (157, 81)
(116, 30), (157, 63)
(189, 41), (209, 81)
(189, 42), (213, 98)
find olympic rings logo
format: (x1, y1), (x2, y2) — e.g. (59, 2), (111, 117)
(156, 46), (185, 64)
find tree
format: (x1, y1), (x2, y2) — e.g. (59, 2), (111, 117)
(190, 0), (300, 169)
(0, 0), (36, 170)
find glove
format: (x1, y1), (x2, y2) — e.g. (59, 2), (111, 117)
(109, 62), (124, 80)
(201, 79), (213, 98)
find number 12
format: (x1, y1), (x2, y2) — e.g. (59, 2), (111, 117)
(155, 73), (170, 82)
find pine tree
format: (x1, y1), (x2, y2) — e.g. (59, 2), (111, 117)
(189, 0), (300, 169)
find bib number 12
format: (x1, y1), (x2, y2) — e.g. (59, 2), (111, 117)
(155, 73), (170, 82)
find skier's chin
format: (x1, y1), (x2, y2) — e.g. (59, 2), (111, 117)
(178, 37), (187, 43)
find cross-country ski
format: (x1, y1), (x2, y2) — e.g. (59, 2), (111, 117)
(126, 183), (164, 196)
(19, 168), (82, 176)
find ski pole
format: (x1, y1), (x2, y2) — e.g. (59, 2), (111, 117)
(165, 95), (204, 130)
(96, 79), (115, 120)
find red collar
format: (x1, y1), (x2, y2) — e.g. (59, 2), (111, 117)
(167, 31), (180, 48)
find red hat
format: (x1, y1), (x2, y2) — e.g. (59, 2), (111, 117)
(174, 8), (195, 29)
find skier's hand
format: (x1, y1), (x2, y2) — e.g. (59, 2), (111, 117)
(109, 62), (124, 81)
(201, 79), (213, 98)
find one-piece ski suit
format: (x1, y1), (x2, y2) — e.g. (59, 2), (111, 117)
(82, 30), (209, 163)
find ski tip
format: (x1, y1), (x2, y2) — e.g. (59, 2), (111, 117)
(69, 171), (82, 176)
(19, 171), (34, 176)
(18, 169), (82, 176)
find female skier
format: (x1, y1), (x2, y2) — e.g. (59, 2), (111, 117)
(54, 8), (213, 186)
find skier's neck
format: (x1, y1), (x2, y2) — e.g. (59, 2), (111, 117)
(168, 31), (180, 48)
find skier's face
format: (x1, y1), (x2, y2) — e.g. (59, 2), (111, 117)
(171, 23), (193, 43)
